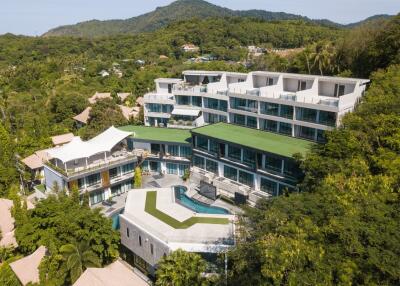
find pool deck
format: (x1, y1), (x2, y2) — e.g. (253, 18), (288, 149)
(121, 188), (236, 252)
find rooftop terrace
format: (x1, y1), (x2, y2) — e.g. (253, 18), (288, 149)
(118, 125), (191, 144)
(192, 123), (315, 157)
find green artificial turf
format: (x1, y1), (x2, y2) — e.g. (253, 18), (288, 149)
(119, 125), (191, 144)
(144, 191), (229, 229)
(192, 123), (315, 157)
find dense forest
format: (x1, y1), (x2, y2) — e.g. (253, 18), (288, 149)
(0, 12), (399, 286)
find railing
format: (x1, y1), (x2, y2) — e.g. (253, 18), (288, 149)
(173, 84), (207, 94)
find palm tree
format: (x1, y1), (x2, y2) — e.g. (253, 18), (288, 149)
(155, 249), (207, 286)
(60, 240), (101, 283)
(311, 41), (337, 76)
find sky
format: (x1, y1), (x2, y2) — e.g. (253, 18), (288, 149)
(1, 0), (399, 36)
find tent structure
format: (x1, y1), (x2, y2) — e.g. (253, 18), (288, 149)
(47, 126), (133, 164)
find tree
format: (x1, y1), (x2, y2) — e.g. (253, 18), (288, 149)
(60, 240), (101, 283)
(0, 123), (17, 196)
(134, 167), (142, 188)
(155, 249), (207, 286)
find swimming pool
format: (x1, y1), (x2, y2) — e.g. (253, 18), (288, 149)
(174, 186), (230, 215)
(111, 209), (124, 230)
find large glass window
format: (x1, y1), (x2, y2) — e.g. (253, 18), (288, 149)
(220, 100), (228, 112)
(224, 165), (237, 181)
(204, 98), (218, 109)
(86, 173), (101, 187)
(279, 105), (294, 119)
(239, 171), (254, 187)
(162, 105), (171, 113)
(228, 145), (241, 161)
(283, 159), (299, 178)
(297, 126), (316, 141)
(265, 156), (282, 173)
(109, 167), (119, 179)
(77, 178), (85, 189)
(167, 163), (178, 175)
(206, 159), (218, 174)
(122, 163), (134, 175)
(260, 119), (278, 132)
(243, 149), (256, 168)
(196, 136), (208, 151)
(318, 111), (336, 127)
(260, 178), (278, 196)
(178, 164), (189, 176)
(179, 146), (192, 158)
(232, 114), (246, 126)
(176, 95), (190, 105)
(260, 102), (279, 116)
(296, 107), (318, 123)
(246, 116), (257, 128)
(230, 98), (257, 113)
(279, 122), (292, 136)
(209, 140), (219, 155)
(192, 96), (202, 107)
(151, 143), (161, 155)
(193, 155), (205, 169)
(90, 190), (105, 205)
(168, 145), (179, 157)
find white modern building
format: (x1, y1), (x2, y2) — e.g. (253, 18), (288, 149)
(120, 188), (235, 276)
(144, 70), (369, 142)
(43, 127), (144, 206)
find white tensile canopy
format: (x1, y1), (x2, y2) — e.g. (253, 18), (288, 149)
(47, 126), (133, 163)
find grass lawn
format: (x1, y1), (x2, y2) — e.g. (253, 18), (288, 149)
(118, 125), (191, 144)
(192, 123), (315, 157)
(144, 191), (229, 229)
(35, 184), (46, 193)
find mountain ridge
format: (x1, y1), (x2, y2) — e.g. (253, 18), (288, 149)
(43, 0), (394, 37)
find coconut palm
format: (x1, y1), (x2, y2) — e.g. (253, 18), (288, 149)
(60, 240), (101, 283)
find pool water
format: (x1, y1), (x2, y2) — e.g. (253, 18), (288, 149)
(174, 186), (230, 215)
(111, 209), (124, 230)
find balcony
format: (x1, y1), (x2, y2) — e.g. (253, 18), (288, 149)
(46, 149), (144, 178)
(173, 83), (207, 94)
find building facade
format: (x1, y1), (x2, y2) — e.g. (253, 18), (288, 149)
(144, 70), (369, 142)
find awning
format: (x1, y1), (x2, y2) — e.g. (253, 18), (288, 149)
(47, 126), (133, 163)
(171, 108), (200, 117)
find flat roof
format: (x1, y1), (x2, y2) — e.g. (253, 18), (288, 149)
(192, 123), (314, 157)
(118, 126), (191, 144)
(121, 188), (235, 252)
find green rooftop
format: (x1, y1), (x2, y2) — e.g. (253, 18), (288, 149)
(192, 123), (315, 157)
(118, 125), (191, 144)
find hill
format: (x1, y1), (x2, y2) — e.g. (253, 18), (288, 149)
(43, 0), (334, 37)
(345, 14), (394, 28)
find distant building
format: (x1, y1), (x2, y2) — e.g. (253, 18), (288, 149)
(21, 149), (52, 185)
(73, 260), (150, 286)
(51, 133), (75, 146)
(248, 45), (266, 57)
(89, 92), (112, 104)
(10, 246), (47, 286)
(73, 107), (92, 127)
(182, 43), (200, 53)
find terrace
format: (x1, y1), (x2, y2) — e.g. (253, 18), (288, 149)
(118, 125), (191, 144)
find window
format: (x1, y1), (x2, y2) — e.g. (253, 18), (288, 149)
(297, 126), (316, 141)
(89, 190), (105, 205)
(109, 167), (119, 179)
(196, 136), (208, 151)
(224, 165), (238, 181)
(168, 84), (172, 94)
(127, 228), (130, 238)
(168, 145), (179, 157)
(86, 173), (100, 187)
(179, 146), (192, 158)
(228, 145), (241, 161)
(239, 171), (254, 187)
(260, 178), (278, 196)
(77, 178), (85, 189)
(151, 143), (161, 155)
(334, 84), (345, 97)
(260, 102), (279, 116)
(261, 119), (278, 133)
(267, 77), (274, 86)
(150, 244), (154, 255)
(206, 159), (218, 174)
(162, 105), (171, 113)
(176, 95), (190, 105)
(122, 163), (134, 175)
(283, 159), (300, 178)
(139, 235), (142, 246)
(265, 156), (282, 173)
(178, 164), (189, 176)
(193, 155), (205, 169)
(204, 98), (218, 110)
(296, 107), (318, 123)
(279, 122), (292, 136)
(318, 111), (336, 127)
(279, 105), (294, 119)
(167, 163), (178, 175)
(220, 100), (228, 112)
(192, 96), (202, 107)
(243, 149), (256, 168)
(316, 129), (326, 143)
(111, 185), (122, 196)
(230, 97), (246, 111)
(232, 114), (246, 126)
(209, 140), (219, 154)
(246, 116), (257, 129)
